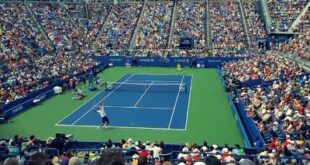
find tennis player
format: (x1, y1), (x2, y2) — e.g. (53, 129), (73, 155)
(94, 103), (110, 128)
(176, 63), (182, 75)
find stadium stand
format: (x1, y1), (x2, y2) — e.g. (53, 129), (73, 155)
(242, 1), (267, 47)
(222, 53), (305, 83)
(0, 0), (309, 164)
(275, 29), (310, 61)
(170, 1), (206, 49)
(96, 3), (142, 50)
(268, 0), (308, 32)
(210, 1), (248, 51)
(134, 2), (173, 49)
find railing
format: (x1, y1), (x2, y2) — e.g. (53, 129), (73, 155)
(259, 0), (271, 33)
(25, 1), (54, 47)
(237, 0), (251, 47)
(129, 0), (146, 49)
(94, 7), (113, 49)
(205, 0), (212, 49)
(271, 50), (310, 71)
(167, 0), (176, 48)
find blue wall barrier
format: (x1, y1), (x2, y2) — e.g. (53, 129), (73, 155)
(228, 94), (252, 147)
(92, 55), (243, 68)
(217, 69), (252, 147)
(204, 57), (241, 68)
(236, 98), (265, 145)
(3, 64), (108, 118)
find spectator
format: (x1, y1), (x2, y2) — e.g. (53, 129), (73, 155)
(171, 2), (205, 49)
(268, 0), (308, 32)
(96, 3), (142, 50)
(275, 29), (309, 61)
(3, 158), (18, 165)
(28, 152), (52, 165)
(222, 53), (305, 84)
(68, 157), (81, 165)
(242, 2), (267, 48)
(134, 2), (173, 49)
(210, 2), (247, 51)
(96, 151), (125, 165)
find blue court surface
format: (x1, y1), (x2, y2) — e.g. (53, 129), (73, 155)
(56, 74), (192, 130)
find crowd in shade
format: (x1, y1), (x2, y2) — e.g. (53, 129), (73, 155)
(1, 135), (310, 164)
(268, 0), (308, 32)
(293, 10), (310, 33)
(238, 75), (310, 164)
(96, 3), (142, 50)
(170, 2), (205, 49)
(222, 53), (305, 83)
(242, 2), (267, 45)
(275, 28), (310, 61)
(134, 2), (173, 49)
(210, 2), (248, 51)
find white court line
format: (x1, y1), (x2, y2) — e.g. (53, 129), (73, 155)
(70, 74), (134, 126)
(56, 124), (186, 131)
(55, 73), (127, 126)
(104, 105), (173, 110)
(135, 73), (190, 76)
(126, 80), (182, 83)
(168, 75), (185, 129)
(133, 81), (154, 107)
(184, 75), (193, 131)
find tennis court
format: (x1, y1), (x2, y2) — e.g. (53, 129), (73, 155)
(0, 67), (244, 145)
(56, 74), (192, 130)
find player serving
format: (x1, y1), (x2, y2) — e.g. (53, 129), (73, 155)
(176, 63), (183, 75)
(94, 103), (110, 128)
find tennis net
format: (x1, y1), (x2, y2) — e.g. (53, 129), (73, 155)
(105, 81), (187, 93)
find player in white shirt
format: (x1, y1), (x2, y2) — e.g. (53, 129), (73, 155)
(94, 104), (110, 128)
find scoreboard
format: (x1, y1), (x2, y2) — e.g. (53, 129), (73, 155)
(180, 37), (194, 49)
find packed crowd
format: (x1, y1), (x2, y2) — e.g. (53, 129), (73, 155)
(86, 4), (111, 45)
(1, 134), (310, 165)
(275, 28), (310, 61)
(96, 3), (142, 50)
(238, 75), (310, 163)
(0, 50), (98, 106)
(170, 2), (205, 49)
(242, 2), (267, 45)
(62, 3), (87, 37)
(293, 10), (310, 33)
(222, 53), (305, 84)
(30, 3), (86, 52)
(134, 2), (173, 49)
(210, 2), (248, 51)
(268, 0), (308, 32)
(0, 3), (51, 55)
